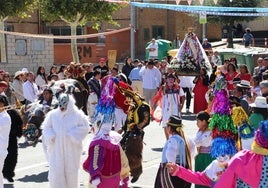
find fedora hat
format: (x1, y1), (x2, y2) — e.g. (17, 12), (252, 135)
(237, 80), (251, 89)
(249, 96), (268, 108)
(167, 115), (183, 127)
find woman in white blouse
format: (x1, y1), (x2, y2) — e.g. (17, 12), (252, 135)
(35, 66), (48, 89)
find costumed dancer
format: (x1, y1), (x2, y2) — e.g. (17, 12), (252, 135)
(113, 73), (132, 132)
(64, 62), (89, 115)
(116, 79), (151, 183)
(214, 120), (268, 188)
(232, 106), (255, 150)
(83, 76), (130, 188)
(42, 93), (89, 188)
(154, 115), (197, 188)
(152, 73), (185, 140)
(0, 95), (11, 188)
(166, 75), (238, 187)
(2, 99), (23, 182)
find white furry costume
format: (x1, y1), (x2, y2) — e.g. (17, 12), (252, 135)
(42, 95), (89, 188)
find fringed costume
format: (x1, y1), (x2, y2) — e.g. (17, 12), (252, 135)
(116, 82), (150, 183)
(83, 76), (130, 188)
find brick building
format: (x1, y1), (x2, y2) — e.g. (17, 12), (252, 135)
(3, 1), (267, 73)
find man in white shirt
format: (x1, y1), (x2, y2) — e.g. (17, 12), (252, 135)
(23, 72), (39, 104)
(146, 38), (158, 60)
(179, 76), (195, 113)
(139, 60), (162, 107)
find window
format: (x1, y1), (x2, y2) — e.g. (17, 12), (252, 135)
(152, 26), (164, 39)
(48, 26), (84, 43)
(144, 28), (149, 41)
(5, 25), (14, 31)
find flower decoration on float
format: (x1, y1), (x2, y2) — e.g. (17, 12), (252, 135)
(172, 27), (211, 76)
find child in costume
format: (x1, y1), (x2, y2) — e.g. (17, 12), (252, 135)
(214, 120), (268, 188)
(152, 73), (185, 140)
(83, 123), (130, 188)
(154, 115), (196, 188)
(194, 111), (214, 188)
(83, 76), (130, 188)
(231, 106), (255, 150)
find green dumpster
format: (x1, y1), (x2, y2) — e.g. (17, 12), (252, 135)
(146, 39), (174, 60)
(243, 52), (254, 74)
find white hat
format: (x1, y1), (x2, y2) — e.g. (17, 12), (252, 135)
(249, 96), (268, 108)
(237, 80), (251, 89)
(21, 68), (29, 73)
(14, 71), (23, 78)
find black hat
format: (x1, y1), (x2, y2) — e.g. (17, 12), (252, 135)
(0, 94), (8, 106)
(167, 115), (183, 127)
(148, 60), (155, 65)
(229, 95), (241, 106)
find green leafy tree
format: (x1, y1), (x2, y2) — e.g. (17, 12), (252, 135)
(208, 0), (261, 48)
(40, 0), (125, 63)
(0, 1), (36, 62)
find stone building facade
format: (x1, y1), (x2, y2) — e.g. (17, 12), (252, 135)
(1, 34), (53, 75)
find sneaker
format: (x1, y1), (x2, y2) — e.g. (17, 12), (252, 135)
(186, 108), (190, 113)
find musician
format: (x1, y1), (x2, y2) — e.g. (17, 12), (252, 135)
(0, 95), (11, 187)
(2, 96), (23, 182)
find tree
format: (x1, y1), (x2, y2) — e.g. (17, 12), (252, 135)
(40, 0), (125, 63)
(0, 1), (36, 62)
(208, 0), (261, 48)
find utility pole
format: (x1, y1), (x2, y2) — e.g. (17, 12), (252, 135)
(202, 0), (206, 39)
(130, 0), (135, 60)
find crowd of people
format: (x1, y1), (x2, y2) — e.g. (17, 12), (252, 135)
(0, 41), (268, 187)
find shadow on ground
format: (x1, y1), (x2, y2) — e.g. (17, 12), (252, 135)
(17, 171), (48, 183)
(151, 147), (163, 152)
(181, 113), (196, 121)
(4, 184), (14, 188)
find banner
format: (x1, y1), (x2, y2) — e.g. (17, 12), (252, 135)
(175, 0), (181, 5)
(199, 0), (204, 5)
(108, 50), (117, 70)
(199, 11), (207, 24)
(130, 2), (268, 17)
(187, 0), (192, 5)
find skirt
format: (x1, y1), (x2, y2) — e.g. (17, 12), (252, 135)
(195, 153), (214, 188)
(154, 163), (191, 188)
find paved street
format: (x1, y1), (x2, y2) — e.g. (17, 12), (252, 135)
(4, 105), (198, 188)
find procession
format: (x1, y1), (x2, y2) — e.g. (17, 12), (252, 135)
(1, 1), (268, 188)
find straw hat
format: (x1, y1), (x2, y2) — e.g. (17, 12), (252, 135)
(249, 96), (268, 108)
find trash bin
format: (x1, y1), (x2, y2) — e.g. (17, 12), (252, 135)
(146, 39), (174, 60)
(243, 52), (254, 74)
